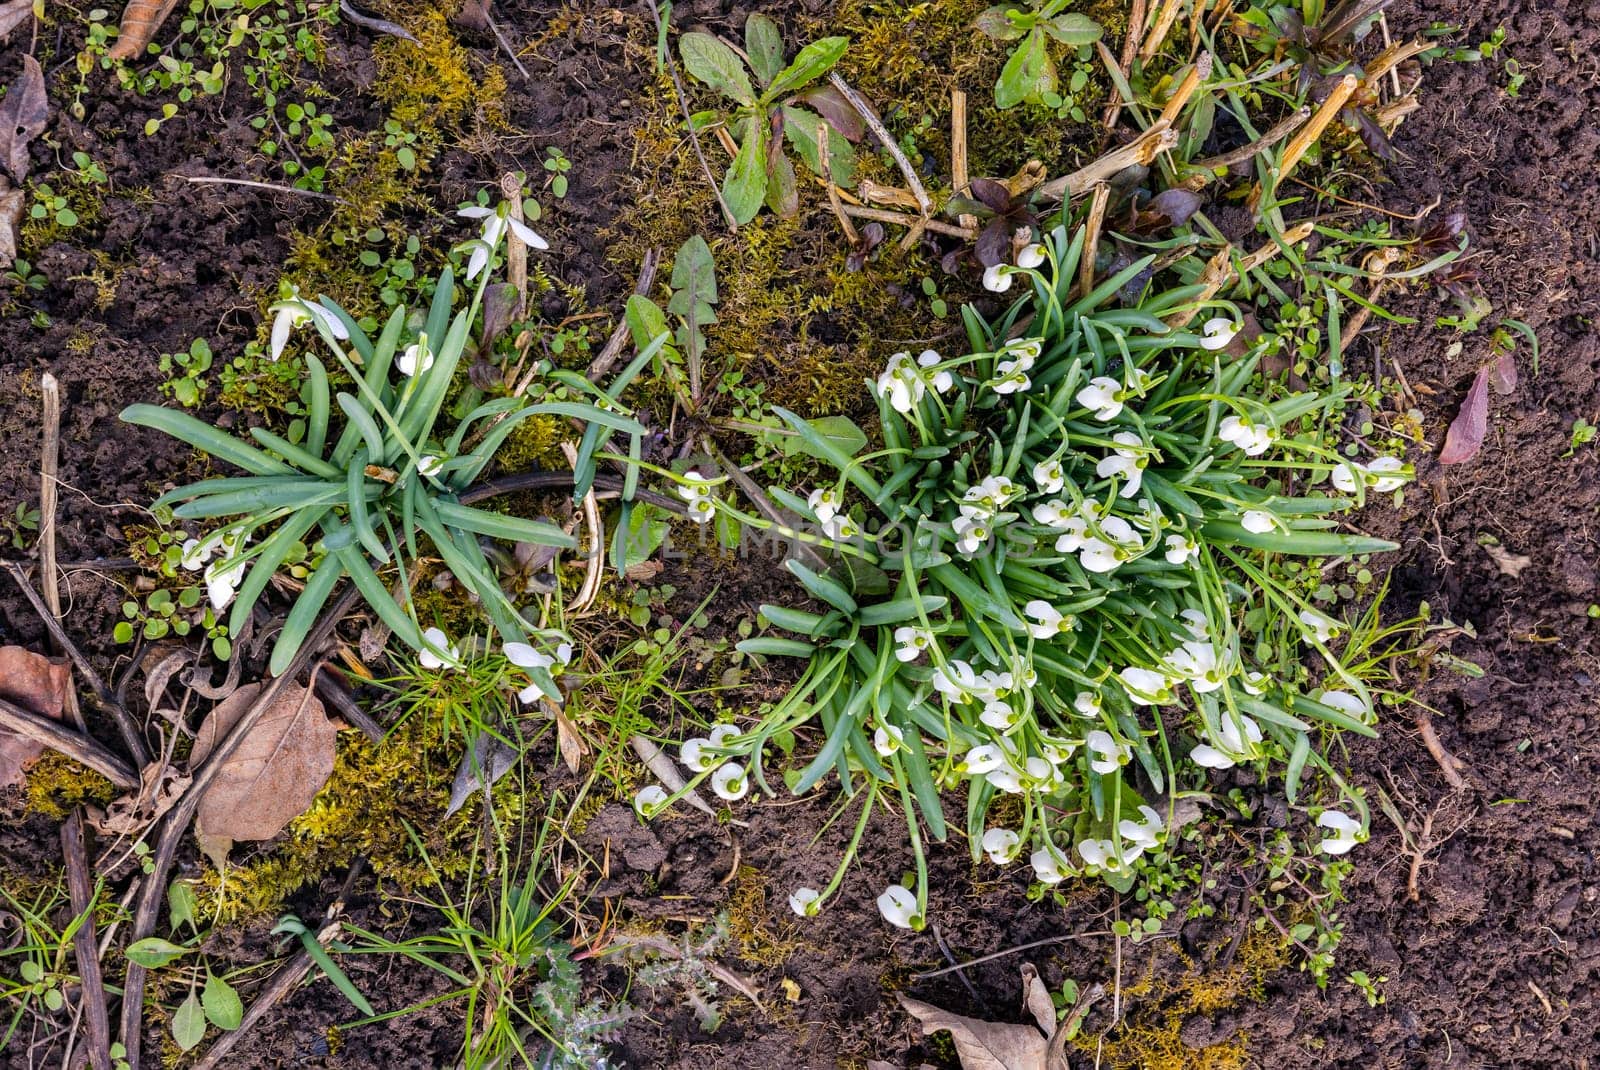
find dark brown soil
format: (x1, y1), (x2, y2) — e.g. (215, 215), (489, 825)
(3, 0), (1599, 1068)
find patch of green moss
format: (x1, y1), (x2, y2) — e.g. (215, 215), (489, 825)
(369, 3), (507, 134)
(725, 864), (801, 967)
(23, 752), (116, 821)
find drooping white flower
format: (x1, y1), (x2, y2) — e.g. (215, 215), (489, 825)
(1240, 670), (1268, 695)
(1024, 600), (1073, 640)
(1016, 242), (1048, 270)
(788, 887), (822, 917)
(1079, 516), (1142, 573)
(1299, 609), (1342, 643)
(1199, 317), (1239, 351)
(1031, 847), (1072, 884)
(1316, 810), (1363, 855)
(1072, 691), (1102, 719)
(873, 724), (904, 756)
(982, 263), (1013, 293)
(708, 723), (740, 748)
(1118, 805), (1164, 851)
(459, 204), (549, 280)
(807, 487), (841, 524)
(1241, 509), (1276, 534)
(204, 556), (245, 612)
(981, 828), (1022, 864)
(876, 351), (927, 413)
(952, 514), (991, 557)
(1096, 432), (1148, 499)
(877, 885), (922, 929)
(894, 625), (934, 663)
(417, 454), (446, 479)
(1218, 414), (1273, 456)
(710, 762), (749, 801)
(1032, 499), (1074, 527)
(979, 700), (1021, 733)
(1317, 690), (1368, 716)
(961, 743), (1006, 775)
(1165, 639), (1228, 693)
(1164, 532), (1199, 564)
(1033, 458), (1065, 494)
(820, 513), (859, 541)
(990, 357), (1031, 394)
(1330, 461), (1364, 494)
(1076, 376), (1123, 421)
(679, 737), (717, 773)
(931, 660), (978, 701)
(1039, 735), (1078, 765)
(397, 339), (434, 378)
(1180, 608), (1211, 640)
(1085, 730), (1129, 775)
(999, 337), (1042, 370)
(1364, 456), (1408, 492)
(917, 349), (954, 393)
(418, 626), (461, 670)
(633, 785), (669, 817)
(504, 642), (556, 671)
(180, 535), (219, 571)
(1119, 666), (1173, 706)
(963, 475), (1019, 513)
(1190, 712), (1263, 769)
(267, 290), (350, 362)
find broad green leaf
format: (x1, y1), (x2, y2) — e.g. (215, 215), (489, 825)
(167, 881), (198, 935)
(744, 13), (784, 86)
(765, 146), (799, 216)
(995, 26), (1054, 109)
(667, 234), (720, 317)
(172, 992), (206, 1051)
(780, 105), (856, 187)
(756, 413), (867, 462)
(202, 972), (243, 1031)
(433, 500), (577, 548)
(125, 937), (190, 968)
(723, 115), (769, 224)
(1201, 521), (1397, 556)
(1041, 12), (1102, 46)
(975, 3), (1029, 40)
(679, 32), (756, 105)
(764, 35), (849, 101)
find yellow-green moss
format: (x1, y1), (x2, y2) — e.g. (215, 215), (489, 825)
(23, 752), (116, 821)
(725, 864), (801, 967)
(370, 4), (507, 134)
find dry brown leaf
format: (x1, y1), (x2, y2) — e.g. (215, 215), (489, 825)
(0, 646), (72, 789)
(0, 54), (47, 184)
(95, 762), (190, 836)
(1483, 543), (1532, 579)
(452, 0), (492, 35)
(1438, 366), (1490, 465)
(0, 179), (22, 269)
(190, 681), (336, 864)
(0, 0), (34, 42)
(108, 0), (181, 61)
(899, 963), (1060, 1070)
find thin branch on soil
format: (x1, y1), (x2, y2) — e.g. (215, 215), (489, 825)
(1138, 0), (1185, 62)
(911, 930), (1115, 979)
(1102, 0), (1146, 130)
(502, 172), (529, 313)
(479, 6), (531, 80)
(931, 925), (987, 1011)
(584, 248), (660, 381)
(648, 1), (737, 230)
(1263, 73), (1358, 192)
(337, 0), (418, 44)
(0, 696), (138, 788)
(311, 668), (383, 744)
(61, 812), (113, 1070)
(1038, 121), (1177, 202)
(827, 72), (931, 217)
(1078, 182), (1111, 299)
(1157, 51), (1212, 127)
(1192, 106), (1310, 173)
(172, 175), (340, 202)
(817, 121), (859, 246)
(839, 204), (973, 239)
(36, 373), (86, 733)
(1415, 709), (1469, 790)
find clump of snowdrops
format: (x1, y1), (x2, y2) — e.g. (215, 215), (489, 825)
(633, 221), (1409, 930)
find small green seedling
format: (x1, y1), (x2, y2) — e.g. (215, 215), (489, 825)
(975, 0), (1103, 109)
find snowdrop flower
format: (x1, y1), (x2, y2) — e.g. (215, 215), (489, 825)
(1364, 456), (1408, 492)
(807, 487), (841, 524)
(1079, 516), (1142, 573)
(1016, 242), (1048, 270)
(1002, 337), (1043, 364)
(970, 669), (1013, 703)
(1119, 666), (1173, 706)
(397, 339), (433, 378)
(1240, 670), (1268, 695)
(710, 762), (748, 801)
(1085, 730), (1129, 775)
(678, 472), (717, 524)
(1072, 691), (1102, 719)
(1330, 461), (1364, 494)
(931, 660), (978, 701)
(1190, 713), (1263, 769)
(982, 828), (1022, 864)
(1180, 608), (1211, 639)
(788, 887), (822, 917)
(1165, 640), (1228, 693)
(417, 454), (446, 479)
(876, 884), (922, 929)
(1078, 837), (1142, 872)
(1118, 805), (1164, 851)
(1033, 499), (1075, 527)
(1317, 690), (1368, 717)
(708, 723), (741, 748)
(1033, 457), (1065, 494)
(679, 737), (717, 773)
(990, 357), (1031, 394)
(1218, 414), (1273, 456)
(964, 475), (1019, 513)
(985, 762), (1024, 793)
(504, 641), (556, 671)
(873, 724), (904, 756)
(1199, 317), (1239, 351)
(1316, 810), (1363, 855)
(203, 556), (245, 612)
(952, 514), (991, 556)
(1096, 432), (1148, 499)
(1299, 609), (1342, 643)
(1039, 735), (1078, 765)
(1049, 515), (1090, 554)
(1240, 509), (1276, 534)
(982, 263), (1014, 293)
(1024, 600), (1074, 640)
(633, 785), (669, 817)
(876, 351), (927, 413)
(459, 203), (549, 280)
(979, 701), (1021, 733)
(418, 626), (461, 670)
(961, 743), (1006, 775)
(1164, 532), (1199, 564)
(820, 513), (859, 541)
(268, 291), (349, 362)
(917, 349), (954, 393)
(179, 535), (217, 571)
(1076, 376), (1123, 421)
(1031, 847), (1072, 884)
(894, 626), (934, 663)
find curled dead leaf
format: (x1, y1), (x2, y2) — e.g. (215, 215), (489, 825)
(896, 964), (1063, 1070)
(0, 180), (22, 270)
(0, 646), (72, 790)
(0, 54), (47, 184)
(190, 681), (336, 865)
(0, 0), (34, 40)
(1482, 542), (1532, 579)
(1438, 366), (1490, 465)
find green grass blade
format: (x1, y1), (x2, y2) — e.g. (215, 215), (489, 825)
(122, 405), (292, 476)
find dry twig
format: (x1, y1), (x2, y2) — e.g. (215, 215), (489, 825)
(827, 72), (931, 217)
(61, 812), (113, 1070)
(1038, 121), (1177, 202)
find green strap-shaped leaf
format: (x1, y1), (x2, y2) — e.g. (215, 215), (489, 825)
(433, 500), (577, 548)
(268, 552), (344, 677)
(122, 404), (292, 476)
(173, 480), (346, 519)
(1200, 521), (1397, 556)
(227, 506), (329, 639)
(337, 392), (386, 463)
(346, 453), (390, 564)
(306, 355), (331, 458)
(335, 544), (424, 651)
(249, 427), (342, 478)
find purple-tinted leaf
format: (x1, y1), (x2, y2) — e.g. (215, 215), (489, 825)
(480, 283), (519, 348)
(1438, 366), (1490, 464)
(797, 86), (863, 142)
(969, 177), (1013, 214)
(975, 220), (1010, 267)
(1418, 211), (1467, 248)
(1489, 350), (1517, 395)
(940, 248), (966, 275)
(1147, 188), (1203, 228)
(846, 222), (886, 272)
(1348, 107), (1398, 161)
